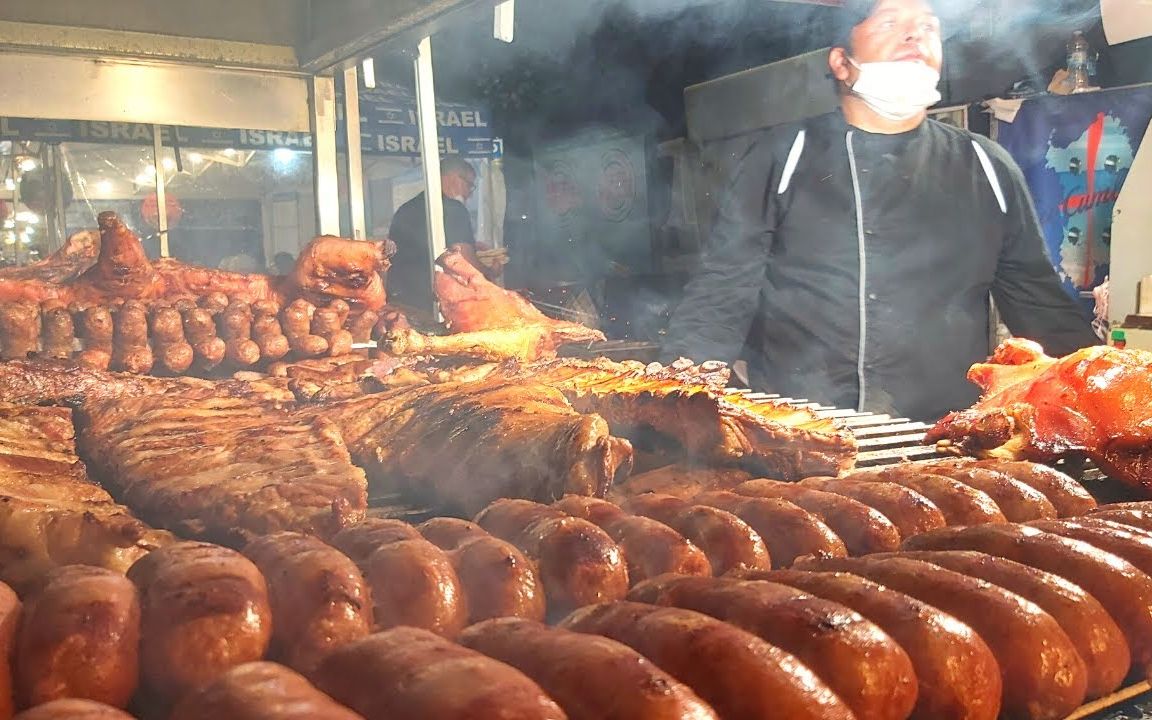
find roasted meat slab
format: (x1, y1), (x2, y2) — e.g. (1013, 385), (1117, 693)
(314, 377), (634, 516)
(0, 403), (171, 593)
(492, 358), (857, 479)
(76, 394), (368, 545)
(927, 338), (1152, 494)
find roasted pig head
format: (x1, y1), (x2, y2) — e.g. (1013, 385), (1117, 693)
(928, 338), (1152, 494)
(71, 211), (165, 302)
(289, 236), (392, 313)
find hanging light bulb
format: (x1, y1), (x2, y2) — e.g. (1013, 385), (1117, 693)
(17, 158), (37, 172)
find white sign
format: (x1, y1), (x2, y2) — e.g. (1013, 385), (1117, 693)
(1102, 0), (1152, 45)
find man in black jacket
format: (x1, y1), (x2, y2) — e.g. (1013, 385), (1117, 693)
(662, 0), (1097, 422)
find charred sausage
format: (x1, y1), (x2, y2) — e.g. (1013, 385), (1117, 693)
(853, 470), (1007, 526)
(798, 478), (947, 540)
(921, 464), (1058, 521)
(692, 490), (846, 567)
(460, 618), (718, 720)
(620, 494), (770, 575)
(12, 700), (135, 719)
(39, 303), (75, 360)
(330, 518), (422, 568)
(0, 303), (38, 360)
(76, 306), (113, 370)
(110, 301), (153, 374)
(932, 459), (1096, 517)
(149, 305), (194, 374)
(361, 538), (467, 637)
(168, 661), (364, 720)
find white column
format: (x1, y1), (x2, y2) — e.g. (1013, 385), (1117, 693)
(343, 65), (366, 239)
(309, 74), (340, 236)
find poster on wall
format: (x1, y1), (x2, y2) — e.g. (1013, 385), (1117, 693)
(995, 86), (1152, 299)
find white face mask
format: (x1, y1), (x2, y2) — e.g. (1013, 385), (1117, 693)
(848, 58), (942, 121)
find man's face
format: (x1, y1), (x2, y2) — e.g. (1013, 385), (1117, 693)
(443, 169), (477, 202)
(830, 0), (943, 86)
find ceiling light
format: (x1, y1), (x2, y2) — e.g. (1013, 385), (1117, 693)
(17, 158), (36, 172)
(144, 165), (157, 177)
(362, 58), (377, 89)
(96, 180), (113, 194)
(272, 148), (297, 167)
(135, 172), (152, 186)
(162, 157), (176, 170)
(188, 152), (204, 164)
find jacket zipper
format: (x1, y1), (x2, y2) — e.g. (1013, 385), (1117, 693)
(845, 131), (868, 412)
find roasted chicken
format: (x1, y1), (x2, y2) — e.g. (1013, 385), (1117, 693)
(927, 338), (1152, 494)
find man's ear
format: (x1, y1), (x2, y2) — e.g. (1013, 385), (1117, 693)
(828, 47), (853, 84)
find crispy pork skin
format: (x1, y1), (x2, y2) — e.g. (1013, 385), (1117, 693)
(795, 555), (1087, 720)
(750, 569), (1002, 720)
(460, 618), (718, 720)
(128, 542), (272, 701)
(311, 627), (568, 720)
(168, 662), (365, 720)
(243, 533), (372, 674)
(893, 550), (1129, 699)
(560, 601), (854, 720)
(629, 574), (917, 720)
(15, 566), (139, 709)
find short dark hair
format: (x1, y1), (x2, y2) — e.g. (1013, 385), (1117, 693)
(440, 156), (475, 179)
(831, 0), (879, 50)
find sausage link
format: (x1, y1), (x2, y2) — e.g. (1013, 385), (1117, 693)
(692, 490), (846, 567)
(110, 301), (153, 374)
(310, 627), (567, 720)
(798, 478), (947, 540)
(795, 555), (1087, 720)
(734, 480), (901, 555)
(182, 308), (225, 370)
(16, 566), (139, 709)
(0, 303), (39, 360)
(198, 292), (230, 315)
(12, 700), (135, 719)
(149, 305), (194, 374)
(1030, 518), (1152, 583)
(283, 299), (328, 357)
(330, 518), (422, 568)
(895, 549), (1129, 699)
(560, 601), (853, 720)
(76, 306), (114, 370)
(935, 460), (1096, 517)
(628, 574), (917, 720)
(168, 661), (364, 720)
(418, 518), (489, 550)
(460, 618), (717, 720)
(127, 541), (271, 701)
(553, 496), (709, 582)
(450, 536), (547, 623)
(251, 311), (290, 362)
(852, 470), (1008, 526)
(921, 464), (1058, 521)
(362, 538), (467, 637)
(347, 310), (379, 344)
(748, 568), (1002, 720)
(620, 494), (770, 575)
(219, 301), (260, 367)
(39, 304), (75, 360)
(1088, 506), (1152, 532)
(474, 499), (629, 615)
(243, 533), (372, 674)
(903, 523), (1152, 676)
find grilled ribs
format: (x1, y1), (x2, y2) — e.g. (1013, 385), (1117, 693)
(493, 358), (857, 479)
(314, 377), (634, 516)
(76, 394), (368, 545)
(927, 338), (1152, 493)
(0, 403), (171, 593)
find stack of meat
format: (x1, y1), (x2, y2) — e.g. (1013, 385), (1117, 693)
(928, 337), (1152, 496)
(0, 212), (389, 374)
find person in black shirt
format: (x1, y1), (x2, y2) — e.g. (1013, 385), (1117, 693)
(388, 156), (501, 313)
(662, 0), (1098, 422)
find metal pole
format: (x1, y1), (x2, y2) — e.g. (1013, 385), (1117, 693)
(50, 145), (66, 253)
(414, 35), (446, 316)
(152, 125), (169, 257)
(309, 74), (340, 236)
(343, 65), (366, 239)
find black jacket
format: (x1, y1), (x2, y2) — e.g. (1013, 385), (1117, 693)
(662, 111), (1098, 422)
(388, 192), (475, 311)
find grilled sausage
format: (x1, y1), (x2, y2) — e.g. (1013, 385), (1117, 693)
(182, 307), (226, 370)
(798, 478), (947, 539)
(39, 304), (75, 360)
(895, 549), (1129, 699)
(243, 533), (372, 674)
(16, 566), (139, 709)
(474, 499), (629, 615)
(692, 490), (847, 566)
(251, 311), (290, 362)
(903, 523), (1152, 676)
(0, 583), (19, 719)
(219, 301), (261, 367)
(747, 568), (1002, 720)
(110, 301), (153, 374)
(330, 518), (422, 568)
(920, 464), (1058, 521)
(362, 538), (467, 637)
(795, 555), (1087, 720)
(168, 662), (365, 720)
(734, 479), (902, 555)
(0, 303), (38, 360)
(12, 700), (135, 719)
(418, 518), (488, 550)
(127, 541), (272, 701)
(553, 496), (710, 583)
(1030, 517), (1152, 581)
(628, 574), (917, 720)
(460, 618), (718, 720)
(283, 299), (328, 357)
(933, 459), (1096, 517)
(418, 518), (546, 623)
(347, 310), (379, 344)
(149, 305), (194, 374)
(856, 470), (1008, 526)
(311, 627), (568, 720)
(311, 306), (353, 357)
(620, 494), (770, 575)
(1088, 507), (1152, 532)
(198, 292), (231, 315)
(76, 306), (114, 370)
(560, 601), (853, 720)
